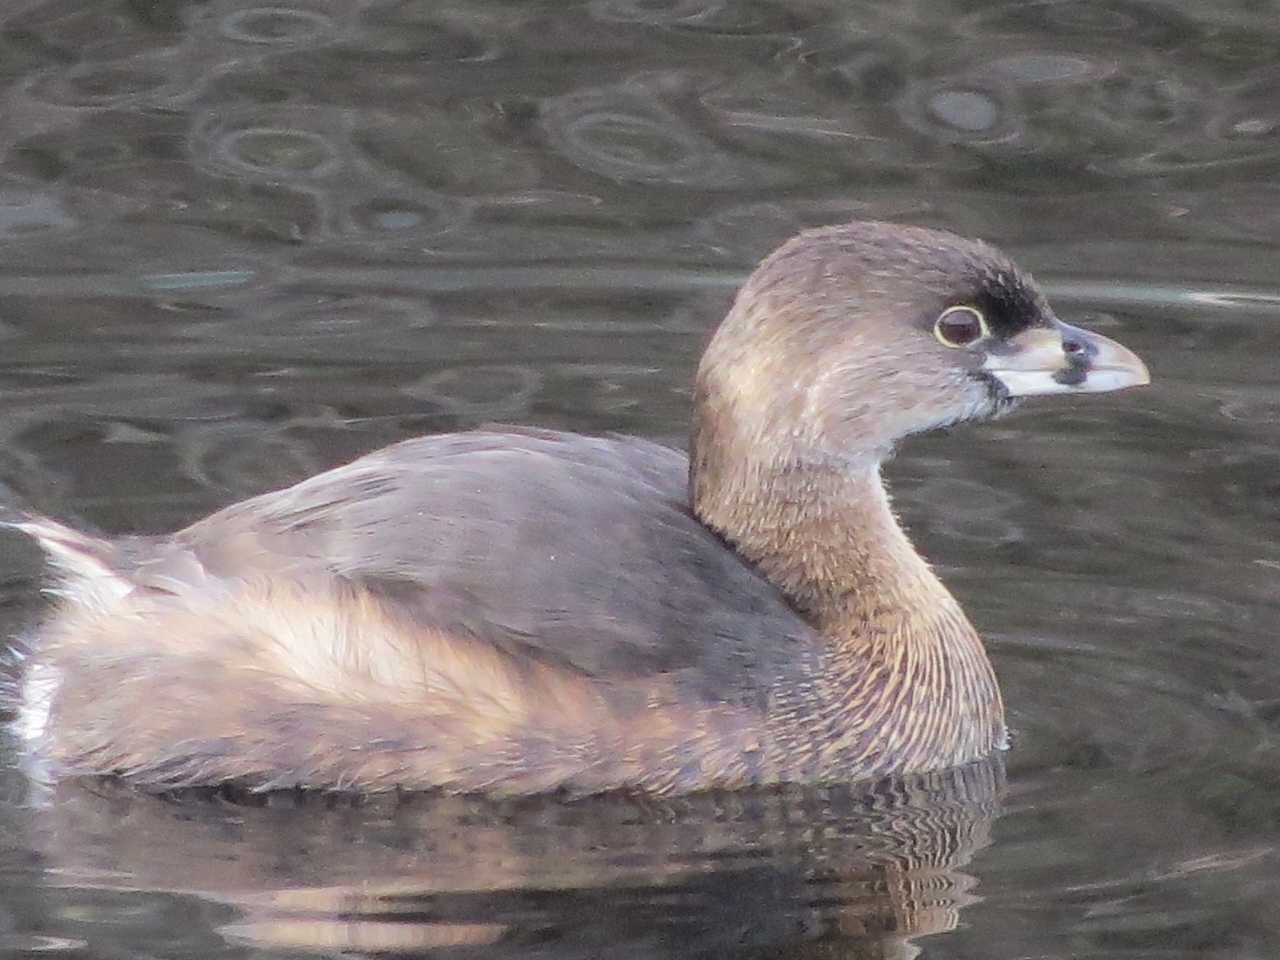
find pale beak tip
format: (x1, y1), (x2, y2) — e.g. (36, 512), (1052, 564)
(1094, 341), (1151, 392)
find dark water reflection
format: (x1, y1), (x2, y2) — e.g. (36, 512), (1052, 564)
(0, 0), (1276, 957)
(8, 764), (1000, 958)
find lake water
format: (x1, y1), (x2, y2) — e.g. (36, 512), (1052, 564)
(0, 0), (1276, 957)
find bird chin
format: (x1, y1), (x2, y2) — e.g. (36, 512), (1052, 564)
(988, 392), (1022, 420)
(975, 374), (1022, 421)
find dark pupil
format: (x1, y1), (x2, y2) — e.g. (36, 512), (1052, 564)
(938, 309), (981, 345)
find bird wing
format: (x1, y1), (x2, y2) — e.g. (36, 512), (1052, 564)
(165, 428), (816, 705)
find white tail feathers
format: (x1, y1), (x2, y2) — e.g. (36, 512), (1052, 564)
(5, 514), (133, 610)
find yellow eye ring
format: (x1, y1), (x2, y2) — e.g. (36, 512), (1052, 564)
(933, 305), (990, 348)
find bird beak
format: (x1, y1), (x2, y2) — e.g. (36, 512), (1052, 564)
(982, 318), (1150, 397)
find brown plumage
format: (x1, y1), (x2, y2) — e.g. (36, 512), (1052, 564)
(5, 221), (1149, 795)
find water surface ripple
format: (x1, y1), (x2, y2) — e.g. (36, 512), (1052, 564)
(0, 0), (1275, 958)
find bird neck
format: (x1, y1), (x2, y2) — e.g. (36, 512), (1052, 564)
(692, 453), (949, 635)
(690, 441), (1005, 770)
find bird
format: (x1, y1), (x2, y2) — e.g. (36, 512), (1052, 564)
(4, 221), (1149, 796)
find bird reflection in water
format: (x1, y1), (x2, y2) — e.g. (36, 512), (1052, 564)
(26, 759), (1000, 960)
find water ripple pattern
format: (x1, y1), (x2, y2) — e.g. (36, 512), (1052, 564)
(0, 2), (1275, 959)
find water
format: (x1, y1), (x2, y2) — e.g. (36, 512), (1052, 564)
(0, 0), (1276, 956)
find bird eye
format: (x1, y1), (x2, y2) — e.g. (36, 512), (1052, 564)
(933, 305), (989, 348)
